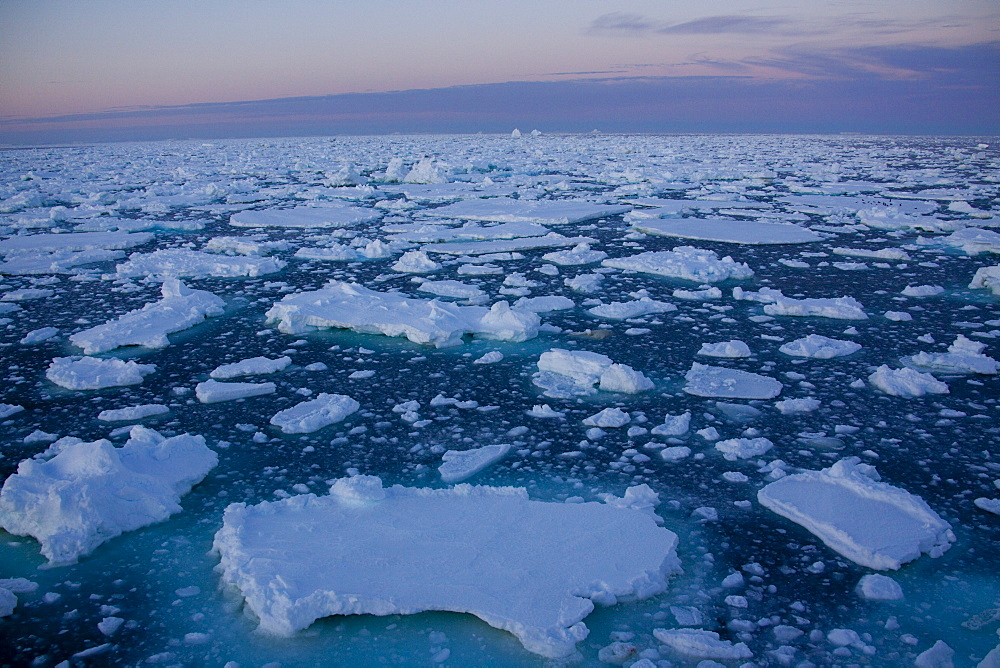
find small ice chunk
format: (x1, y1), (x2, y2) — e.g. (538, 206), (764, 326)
(599, 364), (654, 394)
(653, 628), (753, 660)
(868, 366), (949, 397)
(196, 379), (276, 404)
(775, 398), (821, 414)
(473, 351), (503, 365)
(885, 310), (913, 321)
(583, 408), (630, 428)
(439, 443), (512, 483)
(902, 285), (944, 297)
(715, 437), (774, 461)
(660, 446), (691, 462)
(20, 327), (59, 344)
(0, 427), (216, 564)
(97, 404), (169, 422)
(46, 356), (156, 390)
(914, 641), (954, 668)
(757, 458), (955, 570)
(779, 334), (861, 359)
(542, 243), (607, 266)
(527, 404), (565, 419)
(269, 393), (360, 434)
(0, 404), (24, 419)
(210, 356), (292, 379)
(651, 412), (691, 437)
(697, 340), (751, 358)
(856, 574), (904, 600)
(392, 250), (441, 273)
(588, 297), (676, 320)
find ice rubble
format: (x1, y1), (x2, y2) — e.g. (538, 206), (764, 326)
(602, 247), (754, 283)
(229, 204), (380, 228)
(69, 279), (224, 354)
(533, 349), (653, 398)
(633, 218), (822, 244)
(269, 393), (360, 433)
(438, 443), (512, 483)
(426, 198), (630, 225)
(115, 249), (285, 278)
(212, 475), (679, 658)
(0, 427), (216, 564)
(683, 363), (782, 399)
(46, 356), (156, 390)
(757, 458), (955, 570)
(265, 280), (539, 348)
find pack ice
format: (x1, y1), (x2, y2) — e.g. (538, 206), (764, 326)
(69, 279), (224, 354)
(0, 427), (216, 564)
(758, 458), (954, 570)
(212, 475), (679, 658)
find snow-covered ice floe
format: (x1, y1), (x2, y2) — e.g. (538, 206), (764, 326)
(265, 280), (539, 347)
(588, 297), (676, 319)
(115, 249), (285, 278)
(210, 355), (291, 379)
(229, 203), (381, 228)
(195, 379), (276, 404)
(0, 231), (153, 256)
(212, 475), (679, 658)
(541, 242), (607, 265)
(903, 335), (999, 375)
(269, 393), (360, 433)
(46, 356), (156, 390)
(0, 426), (216, 564)
(683, 363), (782, 399)
(969, 265), (1000, 296)
(764, 295), (868, 320)
(533, 348), (653, 398)
(633, 218), (823, 244)
(757, 458), (954, 570)
(868, 365), (949, 397)
(602, 247), (753, 283)
(96, 403), (169, 422)
(653, 628), (753, 661)
(69, 279), (224, 354)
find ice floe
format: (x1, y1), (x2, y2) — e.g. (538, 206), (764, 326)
(195, 379), (276, 403)
(697, 340), (751, 358)
(116, 249), (285, 278)
(230, 204), (380, 228)
(764, 295), (868, 320)
(534, 349), (653, 398)
(903, 335), (999, 375)
(427, 198), (630, 225)
(541, 243), (608, 265)
(653, 628), (752, 661)
(602, 247), (753, 283)
(778, 334), (862, 358)
(683, 363), (782, 399)
(265, 281), (539, 347)
(438, 443), (512, 483)
(868, 365), (950, 397)
(212, 476), (679, 658)
(210, 356), (291, 379)
(46, 356), (156, 390)
(69, 279), (224, 354)
(633, 218), (822, 244)
(0, 427), (216, 564)
(969, 265), (1000, 296)
(757, 458), (954, 570)
(97, 404), (169, 422)
(269, 393), (360, 433)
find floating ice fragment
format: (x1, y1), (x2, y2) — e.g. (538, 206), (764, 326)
(116, 249), (285, 279)
(195, 379), (276, 404)
(653, 628), (753, 660)
(542, 243), (608, 265)
(884, 310), (912, 322)
(779, 334), (861, 358)
(969, 265), (1000, 296)
(715, 437), (774, 461)
(764, 295), (867, 320)
(914, 640), (954, 668)
(391, 250), (441, 273)
(270, 393), (360, 434)
(473, 351), (503, 365)
(589, 297), (676, 319)
(210, 356), (291, 379)
(634, 218), (821, 244)
(439, 443), (511, 483)
(20, 326), (59, 344)
(527, 404), (565, 418)
(697, 340), (751, 358)
(775, 398), (821, 414)
(902, 284), (944, 297)
(903, 335), (999, 375)
(0, 427), (216, 564)
(46, 356), (156, 390)
(683, 363), (782, 399)
(0, 404), (24, 419)
(428, 198), (630, 226)
(868, 365), (949, 397)
(856, 574), (904, 600)
(602, 247), (753, 283)
(230, 204), (380, 228)
(583, 408), (631, 428)
(651, 412), (691, 436)
(97, 404), (169, 422)
(70, 279), (224, 354)
(213, 477), (680, 658)
(757, 458), (954, 570)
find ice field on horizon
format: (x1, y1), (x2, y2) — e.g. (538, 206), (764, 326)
(0, 132), (998, 666)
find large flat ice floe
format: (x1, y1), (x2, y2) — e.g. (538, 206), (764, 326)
(602, 247), (754, 283)
(265, 280), (539, 347)
(0, 231), (153, 255)
(633, 218), (823, 244)
(116, 249), (286, 278)
(757, 458), (954, 570)
(269, 393), (360, 433)
(683, 363), (782, 399)
(426, 198), (630, 225)
(69, 279), (224, 354)
(764, 295), (868, 320)
(212, 476), (679, 658)
(0, 427), (216, 564)
(229, 204), (381, 228)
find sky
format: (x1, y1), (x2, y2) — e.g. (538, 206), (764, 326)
(1, 0), (998, 143)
